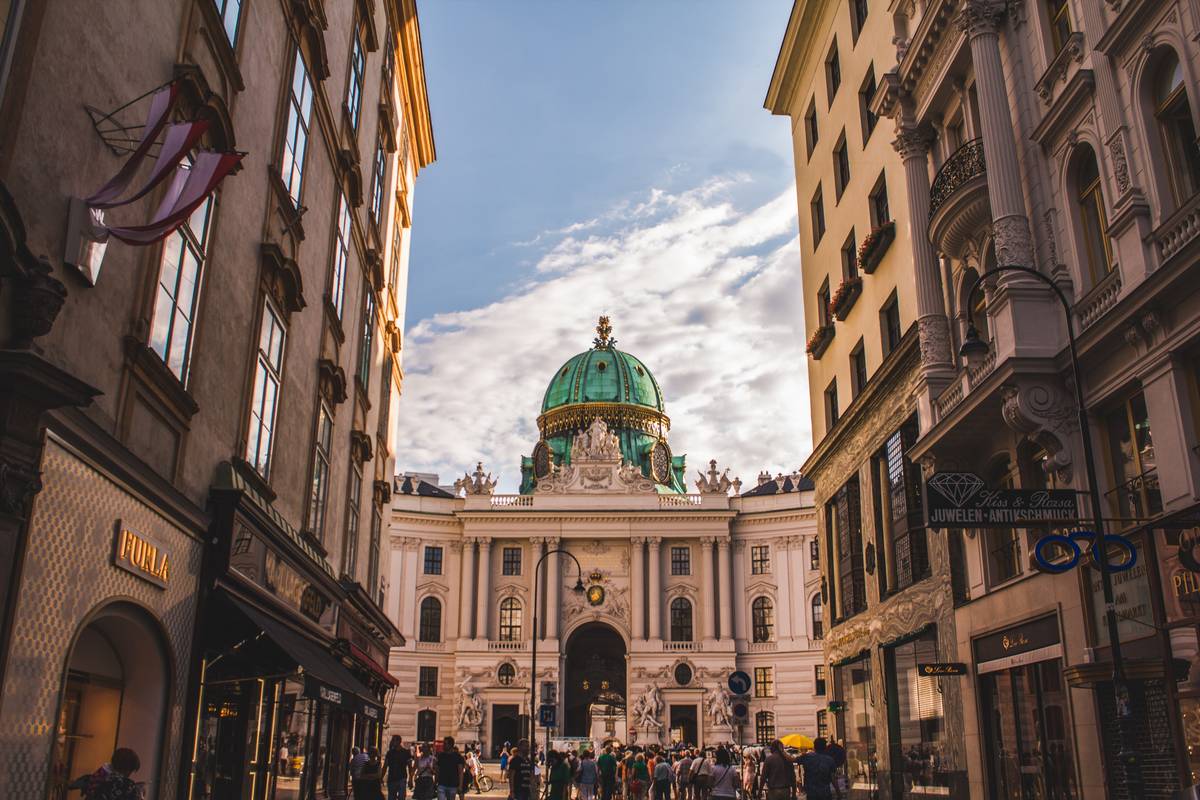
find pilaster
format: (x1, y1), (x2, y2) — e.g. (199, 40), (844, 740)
(646, 536), (662, 641)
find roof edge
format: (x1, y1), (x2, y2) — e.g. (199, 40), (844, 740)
(764, 0), (823, 116)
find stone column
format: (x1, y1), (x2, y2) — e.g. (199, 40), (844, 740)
(476, 537), (492, 641)
(731, 541), (747, 645)
(716, 537), (732, 640)
(701, 537), (717, 642)
(459, 537), (476, 639)
(894, 125), (954, 376)
(774, 538), (793, 641)
(958, 0), (1033, 269)
(546, 537), (561, 640)
(631, 537), (646, 640)
(647, 537), (663, 640)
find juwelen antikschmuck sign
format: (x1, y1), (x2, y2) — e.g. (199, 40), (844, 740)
(924, 472), (1078, 527)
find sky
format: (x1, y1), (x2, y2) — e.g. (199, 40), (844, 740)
(396, 1), (811, 491)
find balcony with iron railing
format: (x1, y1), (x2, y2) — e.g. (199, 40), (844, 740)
(929, 139), (990, 262)
(1105, 468), (1162, 529)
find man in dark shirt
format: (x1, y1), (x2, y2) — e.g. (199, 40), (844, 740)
(507, 739), (534, 800)
(761, 741), (796, 800)
(597, 746), (618, 800)
(797, 739), (836, 800)
(384, 735), (413, 800)
(436, 736), (466, 800)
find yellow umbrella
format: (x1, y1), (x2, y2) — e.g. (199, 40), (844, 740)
(779, 734), (814, 749)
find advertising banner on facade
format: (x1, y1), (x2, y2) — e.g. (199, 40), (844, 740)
(924, 472), (1078, 527)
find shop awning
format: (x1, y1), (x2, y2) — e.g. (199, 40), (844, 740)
(349, 642), (400, 686)
(228, 595), (384, 719)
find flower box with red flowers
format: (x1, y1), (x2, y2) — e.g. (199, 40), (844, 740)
(806, 323), (835, 359)
(857, 220), (896, 274)
(830, 276), (863, 321)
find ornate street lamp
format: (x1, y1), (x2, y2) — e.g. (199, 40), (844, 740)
(530, 547), (586, 755)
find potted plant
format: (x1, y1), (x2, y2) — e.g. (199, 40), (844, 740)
(857, 220), (896, 274)
(806, 323), (835, 358)
(830, 275), (863, 320)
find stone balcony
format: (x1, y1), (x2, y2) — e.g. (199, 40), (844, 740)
(929, 138), (990, 261)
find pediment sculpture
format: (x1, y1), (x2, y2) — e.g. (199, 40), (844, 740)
(536, 418), (657, 494)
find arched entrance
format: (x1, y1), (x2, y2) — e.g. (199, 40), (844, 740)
(49, 603), (169, 800)
(563, 623), (626, 737)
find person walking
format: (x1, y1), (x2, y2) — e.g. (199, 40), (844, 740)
(437, 737), (467, 800)
(630, 753), (650, 800)
(384, 736), (413, 800)
(78, 748), (144, 800)
(823, 740), (846, 800)
(674, 750), (692, 800)
(652, 752), (673, 800)
(413, 743), (438, 800)
(356, 747), (385, 800)
(500, 746), (511, 785)
(760, 741), (795, 800)
(796, 740), (836, 800)
(507, 739), (534, 800)
(547, 751), (571, 800)
(707, 749), (737, 800)
(577, 750), (599, 800)
(688, 751), (711, 800)
(597, 745), (618, 800)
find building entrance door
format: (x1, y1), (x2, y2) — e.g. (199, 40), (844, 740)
(669, 705), (698, 747)
(563, 623), (626, 737)
(491, 705), (521, 757)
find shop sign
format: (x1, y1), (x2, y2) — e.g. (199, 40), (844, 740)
(112, 523), (170, 588)
(338, 617), (388, 668)
(917, 663), (968, 676)
(230, 522), (335, 629)
(1088, 537), (1154, 646)
(974, 615), (1061, 673)
(924, 472), (1077, 527)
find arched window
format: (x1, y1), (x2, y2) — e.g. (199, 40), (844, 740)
(416, 709), (437, 742)
(751, 597), (775, 643)
(498, 597), (522, 642)
(961, 267), (988, 347)
(1073, 145), (1112, 285)
(498, 663), (516, 686)
(1154, 50), (1200, 205)
(418, 597), (442, 643)
(811, 595), (824, 640)
(755, 710), (776, 744)
(670, 597), (693, 642)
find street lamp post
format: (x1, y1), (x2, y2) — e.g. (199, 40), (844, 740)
(960, 265), (1142, 793)
(530, 547), (586, 758)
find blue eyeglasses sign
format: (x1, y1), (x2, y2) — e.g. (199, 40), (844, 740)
(1033, 530), (1139, 573)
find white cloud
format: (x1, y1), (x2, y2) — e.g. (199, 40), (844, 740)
(395, 179), (812, 492)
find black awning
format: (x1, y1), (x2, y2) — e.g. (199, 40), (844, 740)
(227, 594), (384, 719)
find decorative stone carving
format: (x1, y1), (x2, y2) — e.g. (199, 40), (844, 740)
(1109, 135), (1131, 194)
(11, 256), (68, 349)
(536, 418), (657, 494)
(704, 684), (734, 728)
(957, 0), (1006, 38)
(917, 315), (954, 368)
(0, 459), (43, 517)
(1000, 382), (1078, 482)
(631, 682), (664, 732)
(992, 215), (1034, 268)
(455, 462), (497, 495)
(455, 677), (485, 730)
(696, 460), (733, 494)
(892, 126), (933, 161)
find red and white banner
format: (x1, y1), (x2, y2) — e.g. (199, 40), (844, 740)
(84, 83), (178, 208)
(105, 150), (243, 245)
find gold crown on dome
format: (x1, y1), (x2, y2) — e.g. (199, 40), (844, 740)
(592, 315), (616, 349)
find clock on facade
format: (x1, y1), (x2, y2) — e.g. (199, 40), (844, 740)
(587, 585), (605, 606)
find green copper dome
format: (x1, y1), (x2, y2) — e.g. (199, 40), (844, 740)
(521, 317), (686, 494)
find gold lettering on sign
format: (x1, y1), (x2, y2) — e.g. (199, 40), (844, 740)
(113, 525), (170, 588)
(1001, 632), (1029, 651)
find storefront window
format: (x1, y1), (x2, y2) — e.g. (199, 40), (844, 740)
(1105, 391), (1160, 524)
(835, 655), (878, 796)
(979, 660), (1077, 799)
(886, 630), (951, 797)
(191, 679), (268, 800)
(273, 679), (315, 800)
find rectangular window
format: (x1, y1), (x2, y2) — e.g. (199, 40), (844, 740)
(281, 49), (314, 207)
(389, 222), (405, 294)
(816, 709), (829, 739)
(368, 505), (382, 601)
(305, 400), (334, 538)
(815, 664), (827, 695)
(859, 66), (878, 143)
(357, 290), (375, 390)
(883, 417), (930, 591)
(371, 136), (387, 224)
(671, 546), (691, 576)
(423, 546), (443, 575)
(818, 279), (832, 327)
(382, 37), (395, 95)
(214, 0), (242, 45)
(754, 667), (774, 698)
(811, 185), (826, 245)
(418, 666), (438, 697)
(347, 33), (366, 130)
(1105, 391), (1160, 522)
(331, 193), (351, 319)
(825, 379), (839, 432)
(834, 656), (876, 784)
(850, 0), (868, 42)
(841, 229), (858, 279)
(342, 461), (363, 579)
(750, 545), (770, 575)
(881, 292), (902, 355)
(804, 100), (820, 158)
(246, 300), (287, 478)
(150, 191), (213, 384)
(832, 476), (867, 618)
(851, 340), (868, 398)
(834, 133), (851, 199)
(756, 712), (776, 744)
(502, 547), (522, 575)
(810, 539), (820, 570)
(870, 174), (890, 228)
(1046, 0), (1072, 53)
(378, 354), (394, 441)
(826, 41), (841, 101)
(885, 629), (952, 792)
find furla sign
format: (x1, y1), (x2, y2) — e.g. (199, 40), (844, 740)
(112, 523), (170, 588)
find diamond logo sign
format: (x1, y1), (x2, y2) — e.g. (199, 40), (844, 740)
(927, 472), (985, 506)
